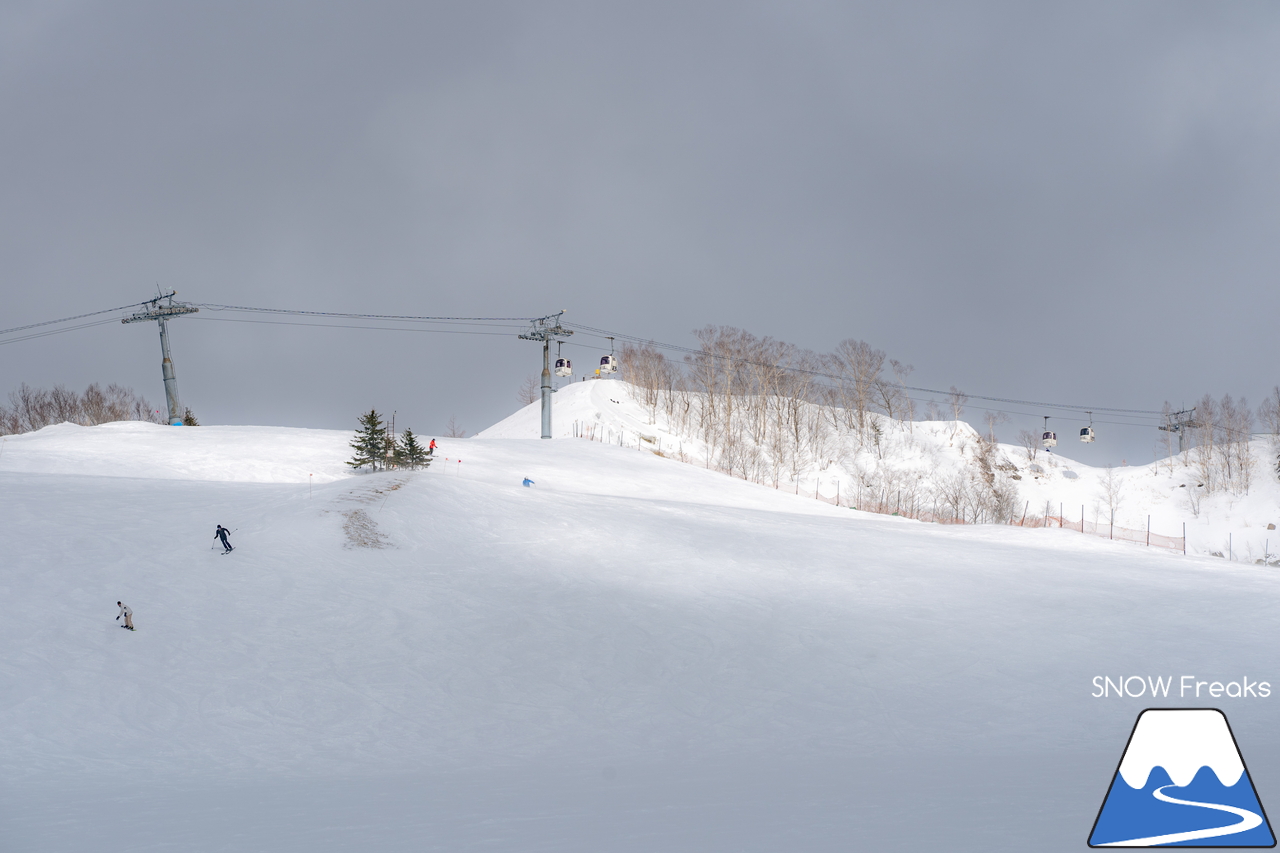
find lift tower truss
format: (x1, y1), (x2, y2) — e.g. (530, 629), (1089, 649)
(1159, 408), (1201, 455)
(122, 291), (199, 425)
(518, 311), (573, 439)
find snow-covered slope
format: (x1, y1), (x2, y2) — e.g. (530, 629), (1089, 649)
(483, 379), (1280, 560)
(0, 421), (353, 482)
(4, 418), (1280, 851)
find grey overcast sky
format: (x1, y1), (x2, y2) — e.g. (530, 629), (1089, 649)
(2, 1), (1278, 464)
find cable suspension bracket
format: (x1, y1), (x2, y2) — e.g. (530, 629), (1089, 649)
(517, 311), (573, 343)
(121, 291), (200, 324)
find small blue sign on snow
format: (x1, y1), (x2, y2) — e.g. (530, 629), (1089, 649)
(1089, 708), (1275, 847)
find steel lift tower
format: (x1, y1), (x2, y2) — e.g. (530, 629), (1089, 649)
(1159, 408), (1200, 455)
(122, 291), (199, 425)
(518, 311), (572, 439)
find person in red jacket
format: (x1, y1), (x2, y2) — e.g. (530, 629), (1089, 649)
(428, 438), (437, 455)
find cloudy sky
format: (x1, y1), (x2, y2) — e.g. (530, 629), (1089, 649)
(3, 1), (1278, 463)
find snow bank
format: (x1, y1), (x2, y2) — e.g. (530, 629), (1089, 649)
(0, 421), (354, 483)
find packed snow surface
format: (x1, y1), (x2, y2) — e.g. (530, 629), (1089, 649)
(0, 421), (352, 482)
(4, 411), (1280, 851)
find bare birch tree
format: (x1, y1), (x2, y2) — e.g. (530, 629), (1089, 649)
(831, 339), (885, 435)
(1018, 429), (1040, 463)
(982, 411), (1008, 443)
(518, 375), (539, 406)
(890, 359), (916, 431)
(947, 386), (968, 437)
(1259, 387), (1280, 480)
(1099, 466), (1124, 527)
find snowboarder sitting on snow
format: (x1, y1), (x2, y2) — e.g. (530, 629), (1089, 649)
(215, 524), (233, 553)
(116, 601), (134, 631)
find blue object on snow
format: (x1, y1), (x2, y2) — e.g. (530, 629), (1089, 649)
(522, 478), (534, 487)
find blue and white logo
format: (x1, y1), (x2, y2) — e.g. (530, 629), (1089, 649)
(1089, 708), (1275, 847)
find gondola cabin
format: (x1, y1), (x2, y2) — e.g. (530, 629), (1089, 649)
(599, 354), (618, 374)
(1041, 430), (1057, 449)
(554, 357), (572, 377)
(1079, 426), (1095, 443)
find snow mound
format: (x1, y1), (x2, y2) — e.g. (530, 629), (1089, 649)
(0, 421), (354, 483)
(481, 379), (1280, 560)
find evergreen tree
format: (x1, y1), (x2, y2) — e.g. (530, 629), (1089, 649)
(182, 407), (199, 426)
(347, 409), (386, 471)
(396, 427), (431, 470)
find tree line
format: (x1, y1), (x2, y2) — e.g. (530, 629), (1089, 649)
(616, 326), (1280, 523)
(0, 383), (167, 435)
(617, 326), (1017, 524)
(1165, 389), (1280, 503)
(347, 409), (432, 471)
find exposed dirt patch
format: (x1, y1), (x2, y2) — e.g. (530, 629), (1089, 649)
(333, 477), (409, 505)
(342, 509), (389, 549)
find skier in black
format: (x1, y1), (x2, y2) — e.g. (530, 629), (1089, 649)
(215, 524), (233, 553)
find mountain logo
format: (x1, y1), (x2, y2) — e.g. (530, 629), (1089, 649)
(1089, 708), (1275, 847)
